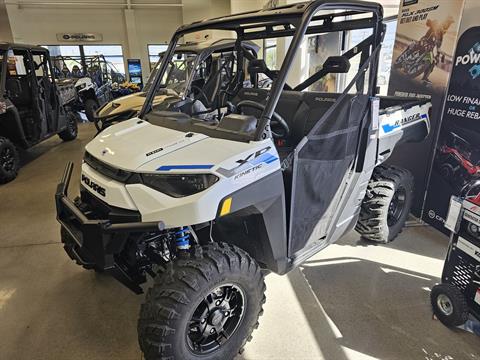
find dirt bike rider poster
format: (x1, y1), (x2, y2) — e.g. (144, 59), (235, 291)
(387, 0), (464, 218)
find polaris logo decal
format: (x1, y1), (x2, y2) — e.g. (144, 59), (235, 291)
(82, 174), (106, 197)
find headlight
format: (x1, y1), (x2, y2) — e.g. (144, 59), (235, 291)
(76, 83), (87, 90)
(142, 173), (218, 198)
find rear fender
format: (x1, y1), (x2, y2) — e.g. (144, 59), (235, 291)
(378, 102), (431, 162)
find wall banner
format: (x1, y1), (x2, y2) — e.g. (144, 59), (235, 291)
(424, 26), (480, 233)
(387, 0), (465, 216)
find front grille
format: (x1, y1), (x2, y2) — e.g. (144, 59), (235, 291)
(80, 187), (141, 223)
(447, 252), (475, 291)
(84, 151), (133, 183)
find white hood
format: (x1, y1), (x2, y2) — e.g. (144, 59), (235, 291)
(85, 118), (208, 171)
(85, 118), (259, 174)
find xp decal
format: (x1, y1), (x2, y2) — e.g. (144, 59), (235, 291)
(216, 146), (278, 178)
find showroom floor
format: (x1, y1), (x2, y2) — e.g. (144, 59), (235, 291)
(0, 123), (479, 360)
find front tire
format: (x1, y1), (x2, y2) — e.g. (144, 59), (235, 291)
(355, 165), (414, 243)
(138, 243), (266, 360)
(0, 136), (20, 184)
(431, 284), (469, 327)
(58, 112), (78, 141)
(84, 98), (99, 122)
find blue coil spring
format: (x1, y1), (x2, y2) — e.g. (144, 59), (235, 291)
(175, 227), (191, 250)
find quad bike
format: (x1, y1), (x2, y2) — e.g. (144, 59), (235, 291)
(0, 44), (78, 184)
(435, 132), (480, 191)
(55, 2), (432, 359)
(94, 39), (259, 133)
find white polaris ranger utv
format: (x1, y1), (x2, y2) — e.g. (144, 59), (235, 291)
(55, 1), (432, 359)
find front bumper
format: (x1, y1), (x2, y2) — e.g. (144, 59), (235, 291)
(55, 162), (160, 293)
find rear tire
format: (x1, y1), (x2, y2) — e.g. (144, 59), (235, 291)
(138, 243), (266, 360)
(58, 112), (78, 141)
(84, 99), (99, 122)
(431, 284), (469, 327)
(0, 136), (20, 184)
(355, 165), (414, 243)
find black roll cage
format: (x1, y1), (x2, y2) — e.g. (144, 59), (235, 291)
(139, 0), (384, 141)
(0, 50), (6, 97)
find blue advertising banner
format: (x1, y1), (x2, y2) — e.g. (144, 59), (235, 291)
(424, 26), (480, 233)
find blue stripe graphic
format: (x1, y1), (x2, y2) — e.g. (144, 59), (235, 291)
(250, 153), (279, 165)
(157, 164), (214, 171)
(382, 124), (400, 133)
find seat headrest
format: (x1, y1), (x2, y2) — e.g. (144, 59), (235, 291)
(322, 56), (350, 74)
(248, 59), (268, 75)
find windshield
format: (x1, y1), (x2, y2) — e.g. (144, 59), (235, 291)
(144, 51), (197, 95)
(141, 3), (382, 141)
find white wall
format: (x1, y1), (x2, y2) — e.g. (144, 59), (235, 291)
(459, 0), (480, 36)
(4, 2), (184, 79)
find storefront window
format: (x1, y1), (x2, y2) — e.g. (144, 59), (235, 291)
(42, 44), (125, 75)
(148, 44), (168, 70)
(83, 45), (124, 75)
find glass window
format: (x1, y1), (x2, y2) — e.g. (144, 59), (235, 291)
(42, 45), (81, 57)
(263, 38), (277, 69)
(84, 45), (125, 75)
(377, 19), (397, 95)
(148, 44), (169, 70)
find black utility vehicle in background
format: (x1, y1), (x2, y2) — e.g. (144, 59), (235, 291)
(0, 43), (78, 183)
(52, 54), (125, 122)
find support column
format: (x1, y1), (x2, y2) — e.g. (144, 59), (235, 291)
(124, 9), (141, 78)
(4, 3), (23, 43)
(0, 3), (13, 42)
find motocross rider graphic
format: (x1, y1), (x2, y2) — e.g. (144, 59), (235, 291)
(395, 16), (454, 82)
(420, 16), (454, 83)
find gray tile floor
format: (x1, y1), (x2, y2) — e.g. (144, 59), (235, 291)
(0, 123), (478, 360)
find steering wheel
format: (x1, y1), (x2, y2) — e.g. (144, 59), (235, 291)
(190, 84), (211, 108)
(236, 100), (289, 139)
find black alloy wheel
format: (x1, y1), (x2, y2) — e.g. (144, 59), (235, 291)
(186, 284), (246, 355)
(388, 187), (407, 227)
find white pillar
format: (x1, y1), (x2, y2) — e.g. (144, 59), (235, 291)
(4, 3), (23, 43)
(124, 9), (144, 79)
(0, 3), (13, 42)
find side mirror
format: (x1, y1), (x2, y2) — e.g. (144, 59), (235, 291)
(322, 56), (351, 74)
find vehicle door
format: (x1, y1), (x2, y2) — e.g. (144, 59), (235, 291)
(5, 47), (47, 142)
(31, 49), (59, 134)
(287, 39), (379, 257)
